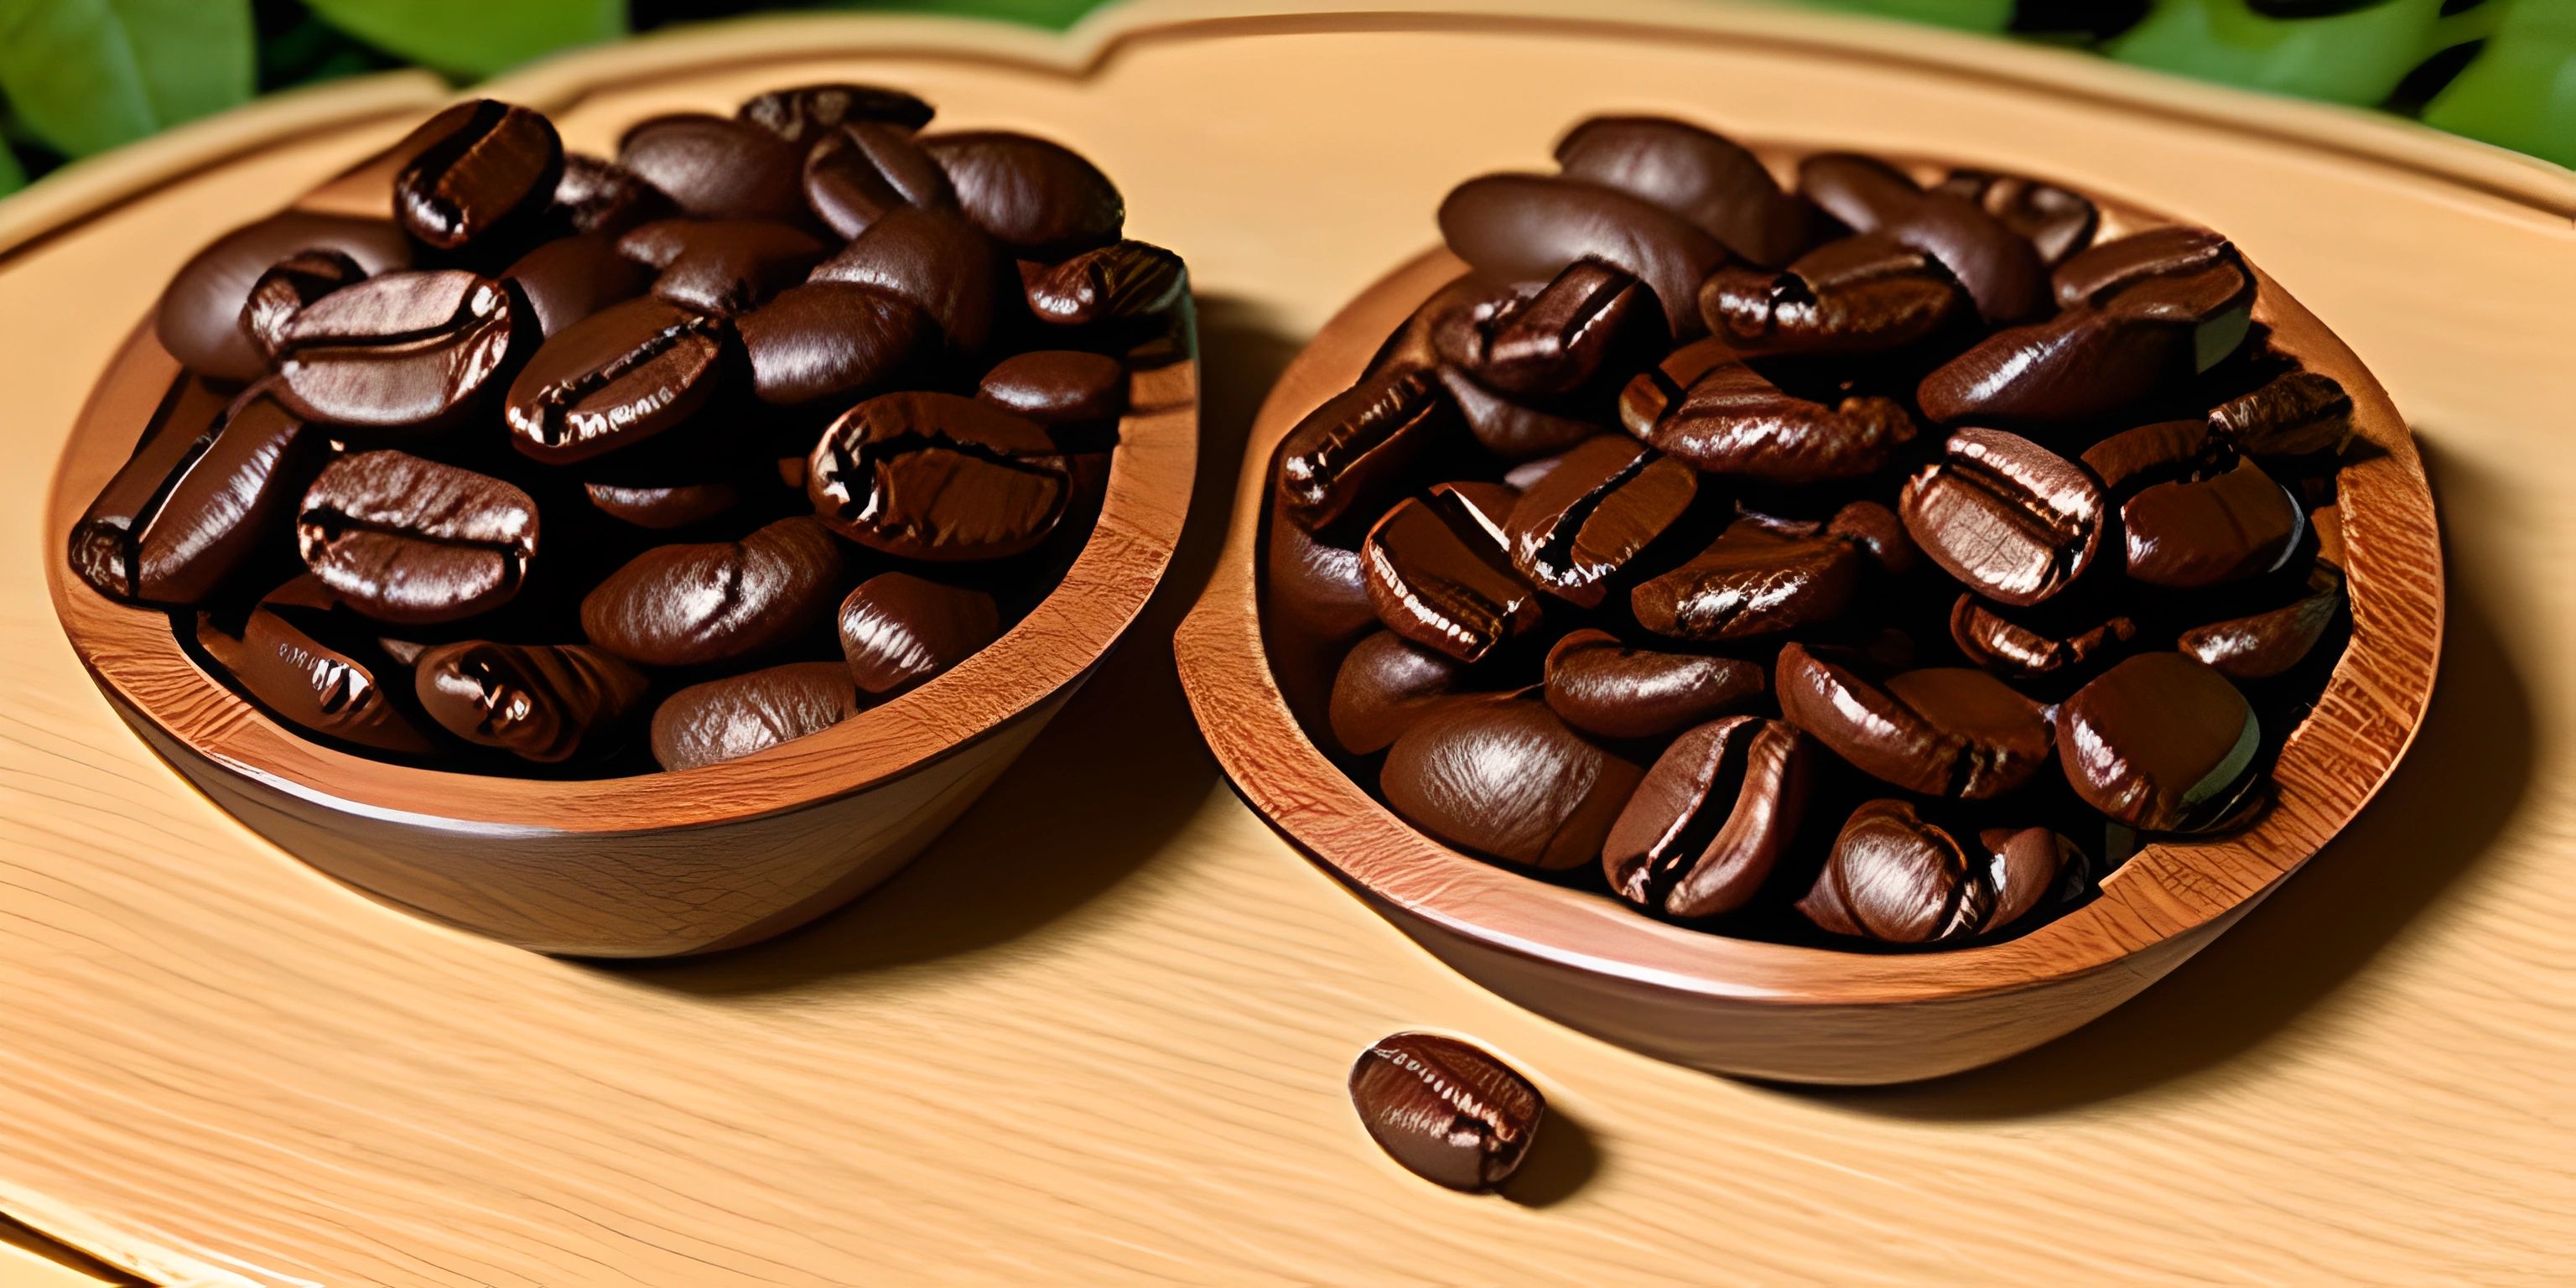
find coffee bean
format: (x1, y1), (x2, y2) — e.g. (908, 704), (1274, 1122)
(297, 451), (538, 625)
(920, 131), (1124, 257)
(1362, 491), (1543, 663)
(72, 383), (319, 605)
(1949, 595), (2137, 679)
(1021, 239), (1189, 328)
(2080, 418), (2227, 496)
(1553, 116), (1815, 267)
(2209, 369), (2353, 459)
(802, 122), (957, 239)
(1379, 696), (1644, 870)
(414, 640), (649, 763)
(2056, 652), (2260, 831)
(1603, 715), (1813, 919)
(810, 205), (1007, 354)
(1981, 825), (2077, 932)
(501, 235), (650, 339)
(838, 572), (1003, 696)
(1504, 435), (1696, 607)
(1275, 367), (1457, 534)
(2121, 460), (2304, 589)
(807, 391), (1070, 560)
(650, 661), (862, 771)
(1428, 366), (1597, 462)
(505, 297), (730, 465)
(1438, 173), (1729, 337)
(1367, 274), (1519, 380)
(550, 153), (676, 238)
(1795, 152), (1920, 228)
(978, 350), (1128, 424)
(1431, 480), (1522, 533)
(1267, 495), (1379, 644)
(392, 100), (564, 252)
(1697, 232), (1967, 357)
(1543, 628), (1764, 740)
(1434, 259), (1665, 401)
(1619, 340), (1917, 484)
(738, 83), (935, 143)
(1631, 519), (1864, 641)
(1933, 169), (2099, 266)
(1329, 630), (1472, 755)
(1825, 499), (1920, 577)
(1348, 1032), (1544, 1193)
(618, 114), (808, 224)
(1901, 428), (2105, 608)
(1503, 446), (1578, 492)
(581, 517), (844, 667)
(2179, 561), (2345, 680)
(271, 270), (523, 436)
(241, 250), (365, 361)
(582, 480), (743, 530)
(1797, 153), (2046, 324)
(1916, 252), (2256, 428)
(1798, 800), (2071, 943)
(195, 576), (437, 755)
(2053, 226), (2236, 309)
(1776, 643), (2054, 797)
(736, 281), (927, 408)
(616, 218), (827, 315)
(157, 213), (414, 382)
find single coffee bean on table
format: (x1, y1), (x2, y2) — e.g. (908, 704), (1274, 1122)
(1348, 1032), (1545, 1193)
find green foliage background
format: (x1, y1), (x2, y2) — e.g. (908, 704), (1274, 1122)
(0, 0), (2563, 200)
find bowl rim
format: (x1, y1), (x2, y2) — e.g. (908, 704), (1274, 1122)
(1175, 149), (2443, 1009)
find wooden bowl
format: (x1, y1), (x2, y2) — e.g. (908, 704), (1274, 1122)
(1175, 161), (2441, 1086)
(44, 143), (1198, 961)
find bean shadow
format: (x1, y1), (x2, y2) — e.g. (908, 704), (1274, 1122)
(598, 294), (1303, 997)
(1504, 1103), (1602, 1208)
(1805, 434), (2532, 1119)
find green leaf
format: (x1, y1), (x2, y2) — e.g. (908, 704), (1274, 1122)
(304, 0), (628, 78)
(2422, 3), (2576, 169)
(0, 0), (255, 156)
(0, 143), (24, 198)
(2108, 0), (2449, 106)
(1803, 0), (2014, 34)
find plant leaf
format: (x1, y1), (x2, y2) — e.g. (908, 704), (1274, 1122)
(0, 0), (254, 156)
(304, 0), (629, 78)
(0, 143), (25, 198)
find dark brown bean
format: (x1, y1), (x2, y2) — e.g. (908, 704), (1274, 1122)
(978, 350), (1128, 423)
(810, 205), (1006, 354)
(504, 297), (729, 464)
(1503, 435), (1696, 607)
(2057, 652), (2261, 831)
(1361, 491), (1542, 663)
(1431, 259), (1663, 399)
(1431, 366), (1598, 462)
(921, 131), (1124, 257)
(737, 281), (928, 408)
(1826, 499), (1921, 578)
(1021, 240), (1188, 328)
(1917, 254), (2257, 428)
(616, 218), (826, 315)
(549, 153), (676, 239)
(1329, 630), (1473, 755)
(1348, 1032), (1544, 1193)
(414, 641), (649, 764)
(1542, 629), (1764, 741)
(1554, 116), (1815, 267)
(501, 235), (648, 340)
(1933, 169), (2099, 266)
(271, 270), (522, 436)
(1367, 273), (1519, 380)
(1799, 801), (2069, 943)
(1619, 339), (1916, 484)
(1949, 595), (2137, 679)
(392, 100), (564, 252)
(582, 480), (742, 530)
(1437, 173), (1729, 337)
(738, 83), (934, 143)
(807, 392), (1070, 561)
(1797, 153), (2047, 324)
(2209, 369), (2354, 459)
(71, 385), (319, 605)
(838, 572), (1003, 697)
(580, 517), (845, 667)
(802, 122), (956, 239)
(616, 114), (808, 223)
(2179, 562), (2345, 680)
(1775, 643), (2054, 798)
(242, 250), (365, 361)
(296, 451), (538, 625)
(1431, 480), (1522, 533)
(194, 576), (436, 755)
(1266, 496), (1378, 644)
(1275, 367), (1457, 534)
(1696, 232), (1967, 358)
(2080, 418), (2228, 496)
(2122, 460), (2304, 589)
(1379, 696), (1644, 870)
(650, 662), (862, 771)
(1603, 715), (1813, 920)
(1902, 428), (2104, 608)
(1631, 520), (1864, 642)
(156, 213), (414, 382)
(2053, 226), (2237, 309)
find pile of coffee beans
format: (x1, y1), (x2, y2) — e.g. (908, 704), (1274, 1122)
(70, 85), (1187, 776)
(1267, 116), (2356, 949)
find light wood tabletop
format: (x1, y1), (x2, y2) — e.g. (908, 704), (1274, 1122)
(0, 3), (2568, 1284)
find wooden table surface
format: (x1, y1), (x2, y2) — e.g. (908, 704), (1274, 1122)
(0, 3), (2568, 1283)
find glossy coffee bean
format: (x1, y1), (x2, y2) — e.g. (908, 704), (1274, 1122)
(2209, 369), (2354, 459)
(582, 480), (743, 530)
(1553, 116), (1814, 267)
(1603, 715), (1812, 920)
(1431, 259), (1662, 400)
(1438, 173), (1728, 337)
(1901, 428), (2105, 608)
(1631, 520), (1863, 642)
(1932, 169), (2099, 266)
(1697, 232), (1967, 358)
(1266, 496), (1378, 644)
(1619, 340), (1916, 484)
(1329, 630), (1472, 755)
(2080, 418), (2227, 496)
(392, 99), (564, 252)
(736, 281), (927, 408)
(1362, 491), (1543, 663)
(1797, 153), (2046, 324)
(650, 662), (862, 771)
(1431, 366), (1597, 462)
(550, 153), (676, 239)
(414, 641), (649, 764)
(1981, 825), (2077, 932)
(1021, 240), (1188, 328)
(1798, 801), (2070, 943)
(616, 114), (808, 223)
(1796, 152), (1919, 229)
(241, 250), (364, 361)
(157, 213), (414, 382)
(802, 122), (956, 239)
(810, 205), (1006, 354)
(1917, 258), (2256, 428)
(1949, 595), (2137, 679)
(1826, 499), (1920, 577)
(581, 517), (844, 667)
(70, 377), (233, 599)
(1776, 643), (2054, 798)
(838, 572), (1003, 696)
(1379, 696), (1644, 870)
(501, 235), (649, 339)
(2122, 460), (2304, 589)
(2053, 226), (2236, 309)
(1348, 1031), (1544, 1193)
(296, 451), (536, 625)
(920, 131), (1124, 257)
(1431, 480), (1521, 533)
(808, 392), (1070, 560)
(978, 350), (1127, 423)
(71, 386), (319, 606)
(1504, 435), (1696, 607)
(1368, 274), (1519, 380)
(1275, 367), (1456, 533)
(738, 83), (934, 143)
(195, 576), (435, 754)
(505, 297), (729, 464)
(2056, 652), (2260, 831)
(269, 270), (521, 435)
(2179, 562), (2345, 680)
(1542, 629), (1763, 741)
(616, 218), (826, 315)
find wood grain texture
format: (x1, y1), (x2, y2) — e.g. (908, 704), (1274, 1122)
(0, 3), (2568, 1284)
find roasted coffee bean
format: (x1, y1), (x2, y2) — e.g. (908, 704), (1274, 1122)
(1917, 257), (2256, 428)
(978, 350), (1127, 423)
(650, 662), (862, 771)
(2122, 460), (2304, 589)
(271, 270), (522, 435)
(1504, 435), (1696, 607)
(1696, 232), (1967, 357)
(738, 83), (935, 143)
(1431, 480), (1522, 533)
(1363, 491), (1543, 662)
(1438, 173), (1729, 337)
(2179, 562), (2345, 680)
(616, 114), (808, 223)
(920, 131), (1124, 257)
(1275, 367), (1457, 533)
(1431, 259), (1663, 400)
(1632, 520), (1864, 642)
(2053, 226), (2237, 309)
(1430, 366), (1597, 462)
(1503, 446), (1577, 492)
(581, 517), (844, 667)
(810, 205), (1006, 354)
(196, 576), (435, 754)
(583, 480), (743, 530)
(1330, 630), (1473, 755)
(1021, 240), (1189, 328)
(392, 99), (564, 252)
(1543, 629), (1764, 740)
(157, 213), (414, 382)
(838, 572), (1003, 696)
(242, 250), (365, 361)
(1776, 643), (2054, 798)
(1553, 116), (1814, 267)
(72, 386), (319, 605)
(802, 122), (957, 239)
(1368, 273), (1519, 380)
(297, 451), (538, 625)
(414, 641), (649, 763)
(808, 391), (1070, 560)
(1348, 1032), (1544, 1193)
(2210, 369), (2354, 459)
(1620, 340), (1916, 484)
(501, 235), (649, 339)
(1825, 499), (1919, 577)
(1797, 153), (2046, 324)
(1933, 169), (2099, 266)
(550, 153), (676, 239)
(2080, 418), (2228, 496)
(1798, 801), (2069, 943)
(1603, 716), (1812, 920)
(1949, 595), (2137, 679)
(616, 218), (826, 315)
(1267, 496), (1379, 644)
(1901, 428), (2105, 608)
(2056, 652), (2260, 831)
(1981, 825), (2076, 932)
(505, 297), (729, 464)
(737, 281), (928, 408)
(1379, 696), (1644, 870)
